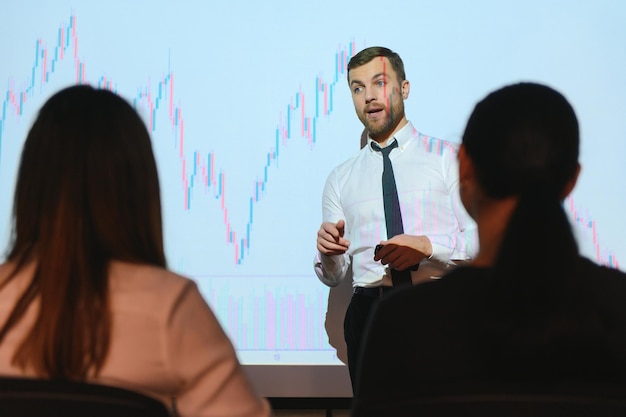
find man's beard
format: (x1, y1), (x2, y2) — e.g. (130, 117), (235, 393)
(359, 101), (404, 140)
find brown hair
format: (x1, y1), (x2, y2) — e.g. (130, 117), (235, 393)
(0, 85), (166, 379)
(347, 46), (406, 83)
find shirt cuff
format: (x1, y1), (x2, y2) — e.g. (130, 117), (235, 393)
(314, 252), (344, 287)
(429, 242), (458, 266)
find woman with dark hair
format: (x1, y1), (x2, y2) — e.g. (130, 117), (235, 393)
(0, 85), (272, 416)
(352, 83), (626, 411)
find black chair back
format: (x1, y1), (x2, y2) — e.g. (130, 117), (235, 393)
(0, 377), (170, 417)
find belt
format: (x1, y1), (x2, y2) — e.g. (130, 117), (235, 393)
(353, 286), (395, 298)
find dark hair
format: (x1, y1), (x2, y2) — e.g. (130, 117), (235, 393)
(463, 82), (579, 277)
(463, 82), (579, 200)
(462, 83), (607, 378)
(0, 85), (166, 379)
(347, 46), (406, 83)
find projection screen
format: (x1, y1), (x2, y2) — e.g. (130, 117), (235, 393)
(1, 0), (625, 398)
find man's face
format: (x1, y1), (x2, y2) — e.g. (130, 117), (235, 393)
(348, 57), (409, 143)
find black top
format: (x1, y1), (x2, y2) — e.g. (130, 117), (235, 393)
(353, 258), (626, 408)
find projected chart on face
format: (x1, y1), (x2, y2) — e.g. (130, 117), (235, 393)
(1, 2), (625, 370)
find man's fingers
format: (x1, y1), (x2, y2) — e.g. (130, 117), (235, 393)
(318, 240), (349, 255)
(316, 221), (349, 256)
(375, 244), (419, 270)
(319, 227), (340, 244)
(320, 221), (347, 243)
(336, 220), (345, 237)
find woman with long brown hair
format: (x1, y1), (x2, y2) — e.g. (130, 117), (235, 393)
(0, 85), (271, 417)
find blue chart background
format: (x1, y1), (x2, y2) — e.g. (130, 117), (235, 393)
(1, 0), (625, 397)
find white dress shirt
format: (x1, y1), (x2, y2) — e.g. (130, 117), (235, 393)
(314, 122), (477, 288)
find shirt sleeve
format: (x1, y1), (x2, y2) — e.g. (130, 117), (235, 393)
(313, 168), (351, 287)
(427, 143), (478, 264)
(165, 281), (273, 417)
(313, 251), (348, 287)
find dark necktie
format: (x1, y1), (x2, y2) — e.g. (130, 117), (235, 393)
(371, 140), (413, 287)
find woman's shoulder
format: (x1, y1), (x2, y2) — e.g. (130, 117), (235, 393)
(108, 261), (202, 313)
(578, 257), (626, 284)
(110, 260), (193, 286)
(578, 257), (626, 300)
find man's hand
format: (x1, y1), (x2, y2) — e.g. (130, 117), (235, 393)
(317, 220), (350, 256)
(373, 234), (432, 271)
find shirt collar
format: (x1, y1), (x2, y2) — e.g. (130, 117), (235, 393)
(367, 121), (414, 151)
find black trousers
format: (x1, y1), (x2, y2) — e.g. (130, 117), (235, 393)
(344, 288), (394, 394)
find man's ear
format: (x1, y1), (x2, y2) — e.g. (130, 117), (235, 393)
(457, 144), (477, 219)
(401, 80), (410, 99)
(561, 163), (581, 199)
(458, 144), (474, 185)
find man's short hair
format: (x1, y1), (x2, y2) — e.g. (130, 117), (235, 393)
(347, 46), (406, 83)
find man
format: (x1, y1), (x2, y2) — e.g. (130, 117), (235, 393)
(313, 46), (477, 391)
